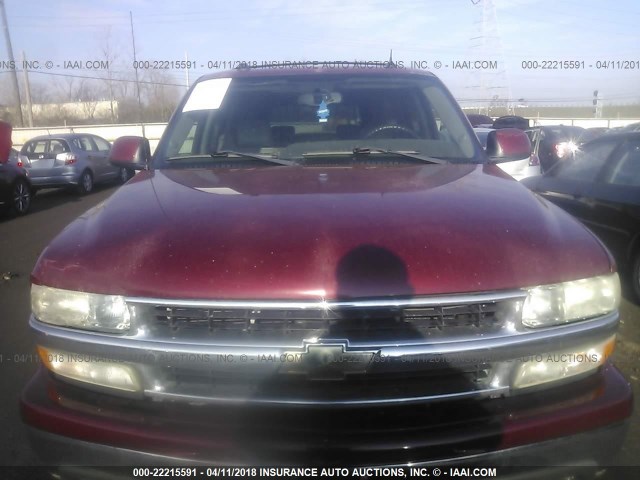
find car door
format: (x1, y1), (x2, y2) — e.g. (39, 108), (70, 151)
(580, 138), (640, 267)
(76, 136), (106, 181)
(534, 138), (619, 220)
(23, 139), (54, 180)
(89, 135), (116, 180)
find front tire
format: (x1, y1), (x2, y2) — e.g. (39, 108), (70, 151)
(118, 167), (132, 184)
(12, 178), (31, 216)
(76, 170), (94, 195)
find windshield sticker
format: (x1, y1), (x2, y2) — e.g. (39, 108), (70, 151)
(317, 100), (329, 123)
(182, 78), (232, 112)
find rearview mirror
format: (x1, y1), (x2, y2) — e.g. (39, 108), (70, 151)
(486, 128), (531, 163)
(0, 120), (12, 165)
(108, 136), (151, 170)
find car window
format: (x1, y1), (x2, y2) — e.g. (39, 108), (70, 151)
(92, 136), (111, 152)
(48, 140), (70, 155)
(605, 141), (640, 187)
(80, 136), (97, 152)
(550, 140), (617, 182)
(25, 140), (47, 158)
(71, 137), (92, 152)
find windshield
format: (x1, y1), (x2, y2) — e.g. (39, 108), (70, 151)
(154, 73), (481, 167)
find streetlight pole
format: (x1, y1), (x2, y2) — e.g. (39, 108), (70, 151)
(0, 0), (24, 126)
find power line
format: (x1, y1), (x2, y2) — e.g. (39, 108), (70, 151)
(0, 69), (184, 87)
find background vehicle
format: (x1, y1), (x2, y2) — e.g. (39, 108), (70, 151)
(578, 127), (609, 145)
(19, 134), (128, 194)
(0, 121), (32, 216)
(525, 125), (586, 173)
(9, 148), (30, 168)
(474, 127), (540, 180)
(522, 132), (640, 300)
(492, 115), (530, 130)
(466, 113), (493, 127)
(616, 122), (640, 133)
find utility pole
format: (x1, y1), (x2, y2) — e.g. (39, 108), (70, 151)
(130, 11), (145, 137)
(0, 0), (24, 126)
(185, 51), (190, 91)
(466, 0), (511, 116)
(593, 90), (602, 119)
(21, 51), (33, 126)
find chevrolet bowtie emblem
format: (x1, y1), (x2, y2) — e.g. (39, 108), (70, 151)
(281, 340), (380, 380)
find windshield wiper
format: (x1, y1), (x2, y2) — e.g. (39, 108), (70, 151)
(302, 147), (447, 165)
(352, 147), (447, 164)
(167, 151), (295, 167)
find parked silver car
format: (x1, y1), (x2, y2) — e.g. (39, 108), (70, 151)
(19, 134), (129, 194)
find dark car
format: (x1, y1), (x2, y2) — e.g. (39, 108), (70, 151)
(617, 122), (640, 133)
(466, 113), (493, 127)
(20, 133), (128, 194)
(0, 121), (32, 216)
(492, 115), (530, 130)
(525, 125), (586, 173)
(578, 127), (609, 145)
(523, 132), (640, 300)
(22, 67), (631, 470)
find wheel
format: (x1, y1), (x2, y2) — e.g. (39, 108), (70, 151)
(11, 178), (31, 216)
(632, 252), (640, 303)
(365, 124), (418, 139)
(118, 167), (132, 184)
(76, 170), (94, 195)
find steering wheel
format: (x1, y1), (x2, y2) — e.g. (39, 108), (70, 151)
(365, 125), (419, 139)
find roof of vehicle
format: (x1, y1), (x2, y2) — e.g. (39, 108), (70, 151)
(492, 115), (530, 130)
(24, 133), (106, 142)
(198, 65), (437, 82)
(527, 125), (585, 131)
(620, 121), (640, 131)
(584, 131), (640, 143)
(466, 113), (494, 127)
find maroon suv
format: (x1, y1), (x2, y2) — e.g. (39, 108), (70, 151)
(22, 66), (631, 469)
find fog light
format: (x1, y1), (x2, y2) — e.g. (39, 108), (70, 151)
(512, 336), (615, 389)
(37, 346), (141, 393)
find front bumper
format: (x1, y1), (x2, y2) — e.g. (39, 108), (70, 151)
(21, 364), (632, 467)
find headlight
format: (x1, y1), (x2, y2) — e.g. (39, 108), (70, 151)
(522, 274), (620, 328)
(31, 284), (130, 333)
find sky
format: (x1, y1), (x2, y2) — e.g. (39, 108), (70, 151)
(1, 0), (639, 106)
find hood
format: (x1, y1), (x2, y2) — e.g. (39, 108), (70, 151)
(32, 164), (613, 300)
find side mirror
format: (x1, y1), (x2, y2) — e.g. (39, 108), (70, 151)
(108, 136), (151, 170)
(0, 120), (12, 165)
(486, 128), (531, 163)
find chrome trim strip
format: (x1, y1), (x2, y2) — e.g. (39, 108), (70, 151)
(124, 291), (528, 310)
(143, 386), (509, 406)
(30, 311), (618, 352)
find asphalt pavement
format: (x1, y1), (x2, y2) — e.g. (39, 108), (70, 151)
(0, 184), (638, 466)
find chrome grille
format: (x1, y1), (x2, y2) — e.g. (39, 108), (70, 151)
(147, 301), (508, 341)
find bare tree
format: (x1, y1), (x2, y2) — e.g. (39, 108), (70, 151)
(141, 69), (180, 122)
(99, 27), (121, 123)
